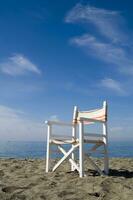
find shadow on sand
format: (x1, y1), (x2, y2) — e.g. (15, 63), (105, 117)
(86, 169), (133, 178)
(109, 169), (133, 178)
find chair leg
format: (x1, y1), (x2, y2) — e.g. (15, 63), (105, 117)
(104, 144), (109, 175)
(103, 122), (109, 175)
(71, 125), (76, 171)
(46, 125), (51, 172)
(79, 122), (84, 178)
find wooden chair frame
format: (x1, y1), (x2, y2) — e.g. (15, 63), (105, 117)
(78, 101), (109, 177)
(45, 120), (79, 173)
(45, 101), (109, 178)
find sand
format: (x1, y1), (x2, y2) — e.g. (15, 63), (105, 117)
(0, 158), (133, 200)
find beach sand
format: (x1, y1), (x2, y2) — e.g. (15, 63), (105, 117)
(0, 158), (133, 200)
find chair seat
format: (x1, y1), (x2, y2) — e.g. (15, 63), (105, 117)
(50, 134), (104, 144)
(50, 136), (78, 144)
(50, 137), (103, 144)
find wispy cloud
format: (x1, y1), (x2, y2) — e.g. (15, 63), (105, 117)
(66, 4), (133, 76)
(0, 105), (43, 141)
(64, 79), (126, 96)
(70, 34), (133, 75)
(71, 34), (126, 65)
(100, 78), (126, 95)
(0, 54), (41, 76)
(65, 3), (127, 44)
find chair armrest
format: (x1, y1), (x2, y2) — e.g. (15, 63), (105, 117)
(45, 120), (74, 127)
(78, 117), (104, 123)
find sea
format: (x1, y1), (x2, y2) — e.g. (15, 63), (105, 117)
(0, 141), (132, 158)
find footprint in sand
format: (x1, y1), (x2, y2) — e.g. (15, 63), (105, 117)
(2, 186), (27, 193)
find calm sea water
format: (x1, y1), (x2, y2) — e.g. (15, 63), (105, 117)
(0, 141), (132, 158)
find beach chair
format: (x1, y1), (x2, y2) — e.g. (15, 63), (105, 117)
(45, 101), (109, 178)
(45, 106), (79, 173)
(77, 101), (109, 177)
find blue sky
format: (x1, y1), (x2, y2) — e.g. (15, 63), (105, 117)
(0, 0), (133, 141)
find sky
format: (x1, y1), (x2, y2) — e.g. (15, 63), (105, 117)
(0, 0), (133, 141)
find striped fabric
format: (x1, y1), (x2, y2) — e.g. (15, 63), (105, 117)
(73, 107), (107, 124)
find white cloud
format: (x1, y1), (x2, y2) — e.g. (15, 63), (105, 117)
(65, 3), (127, 43)
(71, 34), (125, 63)
(0, 54), (41, 76)
(100, 78), (126, 95)
(0, 105), (44, 141)
(70, 34), (133, 75)
(66, 4), (133, 76)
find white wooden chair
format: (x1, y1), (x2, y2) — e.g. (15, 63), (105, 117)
(45, 106), (79, 173)
(77, 101), (109, 177)
(45, 101), (109, 178)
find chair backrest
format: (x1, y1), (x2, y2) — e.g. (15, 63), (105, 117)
(73, 101), (107, 124)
